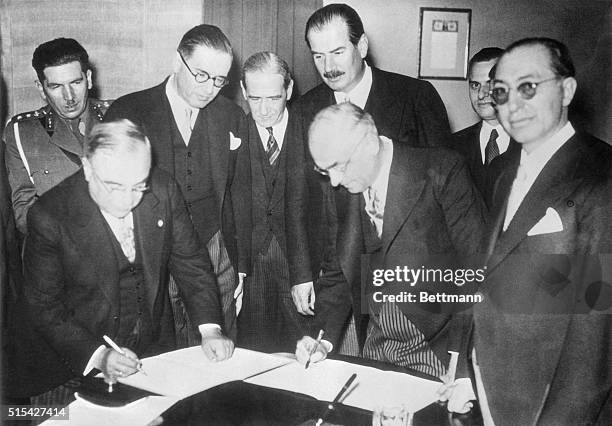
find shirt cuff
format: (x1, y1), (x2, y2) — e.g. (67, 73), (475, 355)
(321, 339), (333, 354)
(83, 345), (106, 376)
(198, 324), (222, 335)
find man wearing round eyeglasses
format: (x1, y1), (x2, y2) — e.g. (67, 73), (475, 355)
(445, 38), (612, 425)
(21, 120), (233, 405)
(106, 25), (250, 347)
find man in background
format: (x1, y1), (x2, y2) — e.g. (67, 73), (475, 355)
(237, 51), (311, 351)
(105, 25), (250, 344)
(291, 3), (453, 355)
(4, 38), (111, 234)
(452, 47), (519, 207)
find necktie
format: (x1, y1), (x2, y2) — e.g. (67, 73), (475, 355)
(485, 129), (500, 165)
(119, 217), (136, 263)
(265, 127), (280, 165)
(365, 187), (384, 237)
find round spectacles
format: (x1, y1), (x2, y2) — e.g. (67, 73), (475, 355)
(178, 50), (229, 88)
(489, 77), (560, 105)
(91, 166), (149, 195)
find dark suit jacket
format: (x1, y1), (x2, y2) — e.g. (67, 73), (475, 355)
(248, 108), (309, 279)
(104, 81), (251, 273)
(21, 168), (222, 395)
(451, 121), (520, 208)
(458, 131), (612, 425)
(293, 67), (453, 283)
(314, 142), (486, 361)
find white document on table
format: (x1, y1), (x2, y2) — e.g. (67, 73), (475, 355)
(245, 358), (441, 412)
(41, 395), (179, 426)
(116, 347), (292, 398)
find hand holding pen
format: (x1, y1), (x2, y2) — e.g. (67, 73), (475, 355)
(101, 335), (146, 392)
(295, 329), (329, 367)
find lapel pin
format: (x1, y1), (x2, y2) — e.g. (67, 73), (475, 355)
(157, 219), (164, 228)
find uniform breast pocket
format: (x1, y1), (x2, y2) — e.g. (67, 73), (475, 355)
(30, 153), (80, 194)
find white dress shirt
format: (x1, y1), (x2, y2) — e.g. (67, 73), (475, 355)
(165, 75), (199, 145)
(363, 136), (393, 237)
(479, 122), (510, 165)
(503, 122), (575, 231)
(333, 64), (373, 109)
(254, 108), (289, 151)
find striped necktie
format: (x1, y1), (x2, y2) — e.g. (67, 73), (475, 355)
(265, 127), (280, 165)
(485, 129), (500, 165)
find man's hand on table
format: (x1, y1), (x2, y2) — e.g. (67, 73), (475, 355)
(201, 327), (235, 361)
(295, 335), (332, 365)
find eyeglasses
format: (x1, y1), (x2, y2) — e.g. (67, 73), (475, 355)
(489, 77), (560, 105)
(178, 51), (229, 88)
(313, 133), (367, 177)
(90, 166), (149, 195)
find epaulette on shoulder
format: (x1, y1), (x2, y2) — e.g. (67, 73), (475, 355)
(91, 99), (114, 121)
(10, 106), (49, 124)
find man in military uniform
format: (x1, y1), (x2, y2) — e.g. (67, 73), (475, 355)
(3, 38), (111, 234)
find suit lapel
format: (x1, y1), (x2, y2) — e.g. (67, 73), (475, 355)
(133, 188), (162, 313)
(70, 173), (119, 307)
(489, 136), (583, 268)
(335, 188), (363, 287)
(364, 69), (397, 136)
(382, 144), (426, 254)
(150, 82), (177, 173)
(203, 100), (229, 203)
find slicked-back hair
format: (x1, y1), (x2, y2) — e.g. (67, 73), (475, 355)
(305, 3), (364, 47)
(468, 47), (504, 74)
(504, 37), (575, 78)
(32, 38), (90, 82)
(242, 51), (292, 89)
(177, 24), (232, 58)
(84, 119), (151, 160)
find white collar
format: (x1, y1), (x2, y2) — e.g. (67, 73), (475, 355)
(254, 108), (289, 150)
(333, 64), (373, 109)
(518, 121), (575, 179)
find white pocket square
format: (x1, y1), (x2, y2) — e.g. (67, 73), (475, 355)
(229, 131), (242, 150)
(527, 207), (563, 236)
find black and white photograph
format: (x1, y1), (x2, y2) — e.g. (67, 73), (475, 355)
(1, 1), (611, 425)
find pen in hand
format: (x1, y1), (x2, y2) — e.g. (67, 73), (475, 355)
(102, 335), (147, 376)
(305, 329), (325, 370)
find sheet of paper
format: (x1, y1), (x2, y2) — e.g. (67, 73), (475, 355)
(245, 358), (441, 412)
(117, 347), (292, 398)
(41, 395), (179, 426)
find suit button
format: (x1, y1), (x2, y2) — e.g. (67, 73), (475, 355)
(267, 211), (272, 216)
(187, 152), (192, 157)
(113, 315), (119, 320)
(44, 170), (49, 174)
(137, 297), (142, 302)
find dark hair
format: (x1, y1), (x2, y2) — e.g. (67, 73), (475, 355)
(504, 37), (575, 78)
(305, 3), (364, 47)
(177, 24), (232, 58)
(85, 119), (150, 159)
(468, 47), (504, 74)
(242, 51), (292, 89)
(32, 38), (89, 82)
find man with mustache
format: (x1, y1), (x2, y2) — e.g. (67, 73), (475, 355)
(290, 3), (452, 355)
(105, 25), (250, 346)
(452, 48), (519, 208)
(4, 38), (111, 235)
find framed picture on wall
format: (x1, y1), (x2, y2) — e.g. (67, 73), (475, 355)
(418, 8), (471, 79)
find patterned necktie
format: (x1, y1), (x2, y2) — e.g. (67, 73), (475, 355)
(485, 129), (500, 165)
(119, 217), (136, 263)
(365, 187), (384, 237)
(265, 127), (280, 165)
